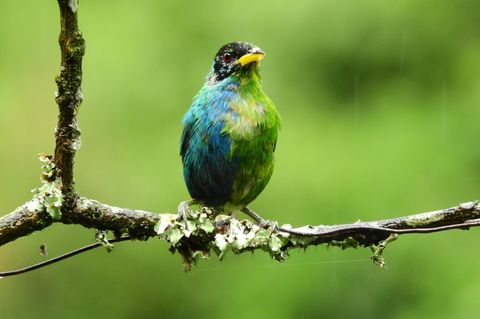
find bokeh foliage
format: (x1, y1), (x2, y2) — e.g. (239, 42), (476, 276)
(1, 0), (479, 318)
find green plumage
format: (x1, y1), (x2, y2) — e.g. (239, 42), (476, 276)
(224, 67), (280, 205)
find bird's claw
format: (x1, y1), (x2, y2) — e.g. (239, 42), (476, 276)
(177, 199), (197, 221)
(258, 219), (279, 231)
(241, 206), (278, 231)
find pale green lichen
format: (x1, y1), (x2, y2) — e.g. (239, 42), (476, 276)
(404, 211), (444, 227)
(155, 207), (402, 271)
(370, 233), (398, 268)
(96, 230), (114, 252)
(154, 210), (215, 245)
(27, 155), (63, 220)
(68, 0), (78, 13)
(328, 237), (360, 250)
(212, 215), (289, 260)
(154, 209), (291, 270)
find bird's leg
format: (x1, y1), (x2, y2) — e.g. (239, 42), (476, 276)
(241, 207), (264, 223)
(230, 209), (238, 219)
(241, 206), (278, 230)
(177, 199), (198, 220)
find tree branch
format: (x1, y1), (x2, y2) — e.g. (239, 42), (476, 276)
(0, 202), (51, 246)
(62, 197), (160, 239)
(54, 0), (84, 203)
(1, 197), (479, 270)
(1, 0), (480, 274)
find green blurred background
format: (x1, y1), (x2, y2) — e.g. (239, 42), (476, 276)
(1, 0), (480, 318)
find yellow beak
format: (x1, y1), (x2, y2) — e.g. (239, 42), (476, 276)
(236, 49), (265, 66)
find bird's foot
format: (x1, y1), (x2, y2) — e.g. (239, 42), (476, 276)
(177, 199), (198, 221)
(241, 206), (278, 230)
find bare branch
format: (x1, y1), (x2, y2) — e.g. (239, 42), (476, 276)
(276, 200), (480, 244)
(0, 202), (51, 246)
(62, 197), (161, 239)
(54, 0), (84, 202)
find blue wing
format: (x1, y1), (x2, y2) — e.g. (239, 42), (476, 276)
(180, 88), (239, 206)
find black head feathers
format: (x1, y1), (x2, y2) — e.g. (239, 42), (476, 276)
(212, 42), (264, 81)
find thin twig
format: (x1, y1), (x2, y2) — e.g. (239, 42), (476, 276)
(0, 237), (132, 278)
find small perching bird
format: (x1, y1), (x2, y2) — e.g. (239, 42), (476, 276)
(180, 42), (280, 221)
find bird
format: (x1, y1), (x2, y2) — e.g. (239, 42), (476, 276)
(179, 42), (280, 222)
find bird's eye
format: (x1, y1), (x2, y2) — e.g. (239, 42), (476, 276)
(223, 53), (233, 63)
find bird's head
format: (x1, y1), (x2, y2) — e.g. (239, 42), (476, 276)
(212, 42), (265, 82)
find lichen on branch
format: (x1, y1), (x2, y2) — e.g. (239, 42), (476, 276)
(154, 208), (294, 270)
(27, 155), (63, 220)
